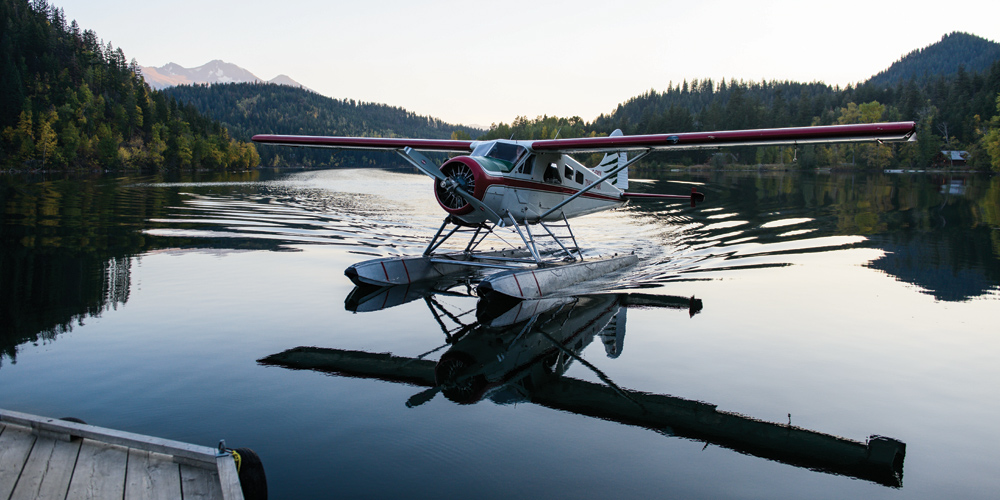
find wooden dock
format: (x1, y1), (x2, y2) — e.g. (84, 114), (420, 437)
(0, 409), (247, 500)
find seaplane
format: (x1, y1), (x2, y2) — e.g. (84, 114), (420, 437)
(253, 121), (916, 299)
(261, 288), (906, 487)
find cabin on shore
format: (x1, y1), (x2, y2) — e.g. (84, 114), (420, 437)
(933, 150), (969, 167)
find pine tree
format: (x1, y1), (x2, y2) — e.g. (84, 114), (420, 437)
(36, 108), (58, 165)
(14, 110), (35, 161)
(982, 94), (1000, 171)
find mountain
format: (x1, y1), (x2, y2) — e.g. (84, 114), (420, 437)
(866, 32), (1000, 87)
(140, 60), (309, 91)
(162, 82), (483, 168)
(268, 74), (304, 88)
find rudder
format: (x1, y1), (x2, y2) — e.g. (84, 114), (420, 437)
(596, 129), (628, 190)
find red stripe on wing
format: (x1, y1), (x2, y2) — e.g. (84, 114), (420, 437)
(251, 135), (474, 153)
(531, 122), (916, 153)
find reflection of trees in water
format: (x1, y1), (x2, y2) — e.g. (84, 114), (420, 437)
(0, 252), (132, 367)
(866, 230), (1000, 301)
(860, 175), (1000, 300)
(1, 168), (996, 368)
(106, 257), (131, 307)
(624, 170), (1000, 300)
(0, 170), (279, 366)
(0, 174), (153, 368)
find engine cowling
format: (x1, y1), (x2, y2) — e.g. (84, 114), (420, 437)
(434, 156), (488, 217)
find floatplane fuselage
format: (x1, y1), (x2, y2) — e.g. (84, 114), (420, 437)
(253, 122), (916, 299)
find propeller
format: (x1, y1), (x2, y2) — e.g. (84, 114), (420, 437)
(400, 147), (447, 182)
(435, 162), (476, 211)
(405, 386), (441, 408)
(399, 147), (502, 224)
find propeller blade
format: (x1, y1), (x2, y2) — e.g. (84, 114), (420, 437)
(398, 147), (502, 224)
(399, 147), (446, 181)
(451, 185), (502, 225)
(405, 386), (441, 408)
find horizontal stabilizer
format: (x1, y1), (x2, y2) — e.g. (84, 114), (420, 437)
(624, 187), (705, 207)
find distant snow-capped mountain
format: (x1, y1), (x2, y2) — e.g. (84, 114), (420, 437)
(140, 60), (309, 91)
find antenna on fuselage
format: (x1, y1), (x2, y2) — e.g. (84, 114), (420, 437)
(553, 128), (561, 140)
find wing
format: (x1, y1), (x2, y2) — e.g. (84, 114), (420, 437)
(530, 122), (916, 154)
(251, 135), (474, 153)
(252, 122), (915, 154)
(252, 134), (501, 222)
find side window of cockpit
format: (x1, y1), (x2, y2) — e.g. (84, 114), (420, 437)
(517, 154), (535, 176)
(544, 163), (561, 184)
(564, 166), (573, 180)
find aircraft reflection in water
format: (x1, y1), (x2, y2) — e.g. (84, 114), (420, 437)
(260, 284), (905, 488)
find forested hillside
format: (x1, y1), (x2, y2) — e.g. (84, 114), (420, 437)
(481, 36), (1000, 170)
(164, 83), (482, 168)
(0, 0), (258, 170)
(868, 32), (1000, 87)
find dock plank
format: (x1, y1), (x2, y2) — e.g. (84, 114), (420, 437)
(180, 463), (224, 500)
(216, 455), (244, 500)
(216, 454), (245, 500)
(10, 436), (81, 500)
(0, 424), (36, 500)
(0, 409), (217, 466)
(1, 410), (245, 500)
(65, 440), (128, 500)
(124, 449), (183, 500)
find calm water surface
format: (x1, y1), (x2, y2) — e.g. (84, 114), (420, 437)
(1, 168), (998, 499)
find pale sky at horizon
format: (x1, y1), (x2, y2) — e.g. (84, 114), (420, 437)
(50, 0), (1000, 128)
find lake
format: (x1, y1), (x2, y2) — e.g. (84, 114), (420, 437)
(1, 167), (998, 499)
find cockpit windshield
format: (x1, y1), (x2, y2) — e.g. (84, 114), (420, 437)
(471, 141), (527, 171)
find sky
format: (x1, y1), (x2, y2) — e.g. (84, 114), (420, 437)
(50, 0), (1000, 128)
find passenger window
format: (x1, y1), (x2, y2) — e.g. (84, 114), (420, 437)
(575, 171), (584, 184)
(544, 163), (561, 184)
(564, 166), (573, 179)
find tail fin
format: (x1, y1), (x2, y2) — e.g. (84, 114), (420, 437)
(597, 129), (628, 190)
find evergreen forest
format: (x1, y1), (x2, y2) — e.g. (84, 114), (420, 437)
(481, 33), (1000, 171)
(868, 32), (1000, 87)
(163, 83), (482, 169)
(4, 0), (1000, 173)
(0, 0), (259, 170)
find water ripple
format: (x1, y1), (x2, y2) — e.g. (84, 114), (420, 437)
(142, 169), (878, 291)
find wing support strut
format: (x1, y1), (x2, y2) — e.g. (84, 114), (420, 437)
(424, 217), (521, 262)
(424, 218), (460, 256)
(537, 149), (652, 220)
(506, 211), (543, 265)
